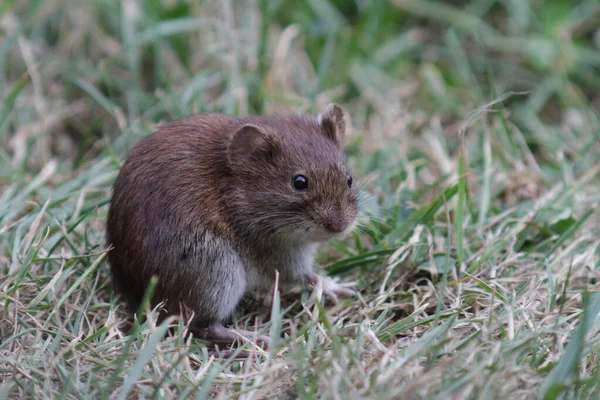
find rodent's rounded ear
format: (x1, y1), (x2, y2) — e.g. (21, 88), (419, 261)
(228, 124), (278, 166)
(318, 103), (346, 148)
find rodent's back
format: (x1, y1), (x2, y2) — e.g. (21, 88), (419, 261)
(106, 113), (237, 312)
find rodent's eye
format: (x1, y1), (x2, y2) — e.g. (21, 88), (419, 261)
(347, 173), (353, 188)
(292, 175), (308, 191)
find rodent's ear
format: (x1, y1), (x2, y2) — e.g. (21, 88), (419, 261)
(228, 124), (278, 166)
(318, 103), (346, 148)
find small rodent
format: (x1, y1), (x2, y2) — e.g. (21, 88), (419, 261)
(106, 104), (359, 344)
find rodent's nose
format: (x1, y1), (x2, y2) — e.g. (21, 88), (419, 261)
(325, 220), (346, 233)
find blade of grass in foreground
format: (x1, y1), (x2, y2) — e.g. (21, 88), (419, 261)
(115, 321), (172, 400)
(477, 119), (493, 230)
(387, 183), (459, 243)
(269, 271), (282, 350)
(456, 146), (467, 268)
(135, 18), (210, 47)
(378, 314), (458, 382)
(543, 208), (595, 263)
(378, 311), (456, 342)
(0, 72), (28, 134)
(326, 248), (399, 275)
(541, 292), (600, 399)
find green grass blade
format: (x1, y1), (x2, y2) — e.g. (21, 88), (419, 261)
(115, 321), (172, 400)
(541, 292), (600, 399)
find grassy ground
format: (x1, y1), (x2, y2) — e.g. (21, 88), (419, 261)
(1, 0), (599, 398)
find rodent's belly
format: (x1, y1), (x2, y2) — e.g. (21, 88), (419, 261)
(245, 265), (274, 292)
(243, 243), (318, 291)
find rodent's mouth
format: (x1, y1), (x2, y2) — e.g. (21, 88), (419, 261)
(339, 219), (358, 237)
(312, 219), (357, 241)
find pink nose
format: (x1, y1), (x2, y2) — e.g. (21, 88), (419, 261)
(325, 221), (345, 233)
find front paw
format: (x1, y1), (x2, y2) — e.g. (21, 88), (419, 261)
(310, 274), (356, 304)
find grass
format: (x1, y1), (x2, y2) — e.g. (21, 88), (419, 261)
(1, 0), (599, 398)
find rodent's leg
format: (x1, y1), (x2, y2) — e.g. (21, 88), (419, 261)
(184, 233), (270, 345)
(307, 272), (356, 304)
(183, 231), (263, 340)
(206, 322), (270, 346)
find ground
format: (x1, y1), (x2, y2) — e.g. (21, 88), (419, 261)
(0, 0), (599, 399)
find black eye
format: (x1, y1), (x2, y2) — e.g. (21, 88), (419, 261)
(347, 174), (353, 188)
(293, 175), (308, 191)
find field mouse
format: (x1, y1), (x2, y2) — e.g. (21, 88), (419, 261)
(106, 104), (359, 344)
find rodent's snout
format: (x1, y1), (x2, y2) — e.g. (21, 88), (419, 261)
(323, 208), (355, 235)
(325, 219), (346, 234)
(315, 192), (359, 237)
